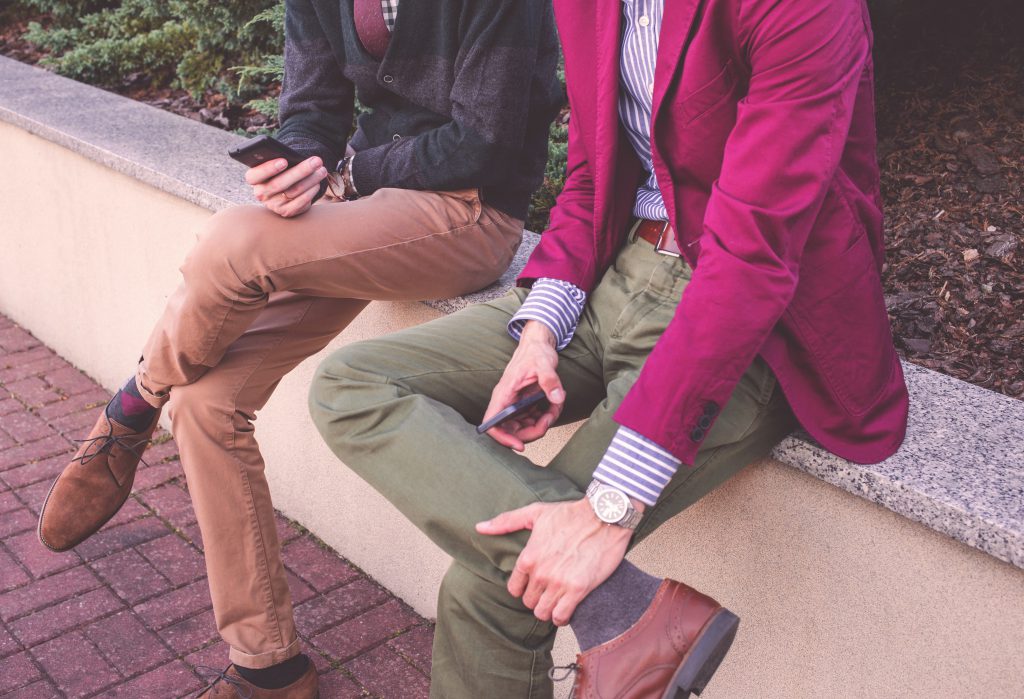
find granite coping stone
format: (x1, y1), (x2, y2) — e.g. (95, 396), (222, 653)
(772, 363), (1024, 569)
(2, 55), (1022, 570)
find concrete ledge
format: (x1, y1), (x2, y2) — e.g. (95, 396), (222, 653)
(0, 55), (537, 313)
(4, 56), (1019, 569)
(3, 55), (1023, 697)
(774, 361), (1024, 569)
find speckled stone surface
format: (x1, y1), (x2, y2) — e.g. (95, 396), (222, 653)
(0, 57), (250, 212)
(773, 361), (1024, 569)
(4, 55), (1022, 571)
(423, 232), (539, 313)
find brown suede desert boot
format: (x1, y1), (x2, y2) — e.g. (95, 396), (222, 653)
(554, 580), (739, 699)
(196, 664), (319, 698)
(37, 405), (160, 551)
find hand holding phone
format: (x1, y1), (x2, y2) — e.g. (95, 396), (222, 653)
(477, 392), (550, 434)
(229, 135), (308, 172)
(228, 135), (328, 218)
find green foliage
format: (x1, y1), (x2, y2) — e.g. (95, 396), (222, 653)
(526, 117), (569, 233)
(18, 0), (114, 24)
(18, 0), (280, 95)
(233, 3), (284, 113)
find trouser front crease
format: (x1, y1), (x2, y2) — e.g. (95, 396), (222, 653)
(309, 237), (796, 697)
(135, 188), (522, 669)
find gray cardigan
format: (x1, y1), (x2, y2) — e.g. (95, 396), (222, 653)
(277, 0), (563, 220)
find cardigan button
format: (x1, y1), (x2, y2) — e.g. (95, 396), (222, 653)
(383, 74), (394, 83)
(392, 134), (401, 141)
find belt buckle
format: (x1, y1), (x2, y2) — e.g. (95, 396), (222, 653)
(655, 221), (680, 258)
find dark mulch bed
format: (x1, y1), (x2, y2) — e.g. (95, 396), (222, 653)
(873, 0), (1023, 398)
(2, 1), (1021, 399)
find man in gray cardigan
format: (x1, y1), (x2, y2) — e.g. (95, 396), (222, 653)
(37, 2), (561, 697)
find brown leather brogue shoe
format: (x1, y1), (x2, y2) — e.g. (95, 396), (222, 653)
(196, 664), (319, 698)
(556, 580), (739, 699)
(37, 405), (160, 551)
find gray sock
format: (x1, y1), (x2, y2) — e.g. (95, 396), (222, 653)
(570, 559), (662, 651)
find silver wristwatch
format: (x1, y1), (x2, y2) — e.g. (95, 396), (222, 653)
(586, 480), (642, 530)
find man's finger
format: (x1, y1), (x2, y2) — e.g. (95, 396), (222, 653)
(521, 576), (546, 611)
(254, 157), (323, 200)
(277, 185), (317, 218)
(282, 169), (327, 200)
(475, 503), (538, 535)
(486, 424), (525, 452)
(532, 587), (560, 622)
(551, 589), (585, 627)
(244, 158), (289, 185)
(505, 418), (551, 445)
(536, 367), (565, 406)
(507, 565), (529, 598)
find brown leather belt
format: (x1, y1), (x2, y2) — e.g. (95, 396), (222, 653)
(634, 219), (681, 257)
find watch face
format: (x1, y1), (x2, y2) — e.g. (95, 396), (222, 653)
(594, 490), (628, 523)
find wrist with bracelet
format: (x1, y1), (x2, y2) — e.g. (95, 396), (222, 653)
(585, 479), (644, 530)
(339, 155), (359, 200)
(327, 155), (360, 201)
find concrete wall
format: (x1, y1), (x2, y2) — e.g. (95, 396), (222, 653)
(3, 119), (1023, 698)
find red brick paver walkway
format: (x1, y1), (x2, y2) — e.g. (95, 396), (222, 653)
(0, 315), (434, 698)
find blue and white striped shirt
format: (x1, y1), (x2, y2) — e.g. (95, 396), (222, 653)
(619, 0), (669, 222)
(507, 0), (682, 510)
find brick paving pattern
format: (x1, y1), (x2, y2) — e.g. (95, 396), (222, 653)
(0, 315), (434, 698)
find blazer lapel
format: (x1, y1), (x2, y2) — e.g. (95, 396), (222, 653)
(592, 0), (624, 233)
(652, 0), (704, 125)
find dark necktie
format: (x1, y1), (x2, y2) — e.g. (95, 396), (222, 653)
(353, 0), (391, 60)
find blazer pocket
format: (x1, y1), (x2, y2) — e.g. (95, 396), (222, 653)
(787, 235), (895, 416)
(675, 60), (738, 125)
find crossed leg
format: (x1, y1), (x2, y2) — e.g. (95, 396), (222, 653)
(309, 241), (795, 697)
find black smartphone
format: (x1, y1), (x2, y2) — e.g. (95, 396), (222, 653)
(476, 392), (550, 434)
(228, 135), (305, 170)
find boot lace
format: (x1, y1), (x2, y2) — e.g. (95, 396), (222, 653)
(549, 663), (581, 698)
(195, 666), (254, 698)
(71, 416), (152, 469)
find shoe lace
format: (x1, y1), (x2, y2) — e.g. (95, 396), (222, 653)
(195, 666), (254, 699)
(71, 417), (152, 469)
(549, 663), (581, 698)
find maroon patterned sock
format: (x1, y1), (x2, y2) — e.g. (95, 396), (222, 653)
(107, 376), (157, 431)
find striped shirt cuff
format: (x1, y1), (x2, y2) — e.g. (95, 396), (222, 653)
(508, 278), (587, 351)
(593, 426), (682, 507)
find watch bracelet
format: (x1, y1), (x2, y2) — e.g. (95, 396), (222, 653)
(586, 479), (641, 530)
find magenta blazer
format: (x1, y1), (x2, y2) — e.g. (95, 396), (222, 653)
(520, 0), (909, 465)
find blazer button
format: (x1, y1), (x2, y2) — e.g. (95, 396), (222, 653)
(690, 427), (705, 442)
(697, 415), (712, 430)
(703, 402), (719, 416)
(383, 74), (394, 83)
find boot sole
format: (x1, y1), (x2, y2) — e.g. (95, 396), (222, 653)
(662, 608), (740, 699)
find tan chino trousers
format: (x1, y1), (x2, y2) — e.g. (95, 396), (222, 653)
(134, 187), (523, 668)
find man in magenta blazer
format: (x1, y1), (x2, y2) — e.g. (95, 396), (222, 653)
(311, 0), (909, 696)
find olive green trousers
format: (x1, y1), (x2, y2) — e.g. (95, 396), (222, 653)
(309, 235), (795, 698)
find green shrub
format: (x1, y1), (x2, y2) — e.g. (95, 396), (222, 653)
(232, 3), (284, 119)
(19, 0), (280, 95)
(526, 118), (568, 232)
